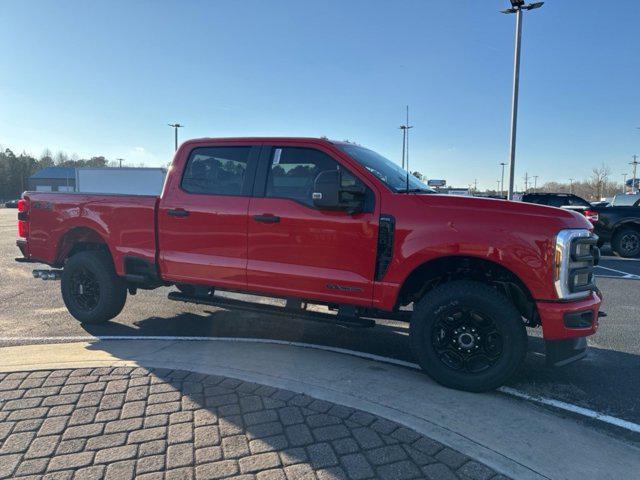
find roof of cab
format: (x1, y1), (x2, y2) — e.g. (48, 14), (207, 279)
(182, 137), (341, 145)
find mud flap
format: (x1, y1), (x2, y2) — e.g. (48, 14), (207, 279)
(545, 337), (588, 367)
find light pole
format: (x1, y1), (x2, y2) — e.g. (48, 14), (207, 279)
(569, 178), (574, 194)
(630, 155), (639, 194)
(168, 123), (184, 151)
(622, 173), (628, 194)
(533, 175), (538, 192)
(499, 162), (507, 196)
(502, 1), (544, 200)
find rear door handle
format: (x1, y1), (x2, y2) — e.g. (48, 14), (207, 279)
(252, 214), (280, 223)
(167, 208), (190, 217)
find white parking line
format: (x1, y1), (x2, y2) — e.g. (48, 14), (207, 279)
(594, 265), (640, 279)
(1, 335), (640, 435)
(594, 274), (640, 280)
(499, 387), (640, 434)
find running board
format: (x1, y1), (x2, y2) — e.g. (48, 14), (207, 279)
(167, 292), (375, 328)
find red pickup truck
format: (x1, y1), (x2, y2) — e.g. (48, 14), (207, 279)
(16, 137), (602, 391)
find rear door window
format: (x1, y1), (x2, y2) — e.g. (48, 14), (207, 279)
(182, 146), (252, 196)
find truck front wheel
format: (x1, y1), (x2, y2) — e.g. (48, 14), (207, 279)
(61, 250), (127, 324)
(410, 280), (527, 392)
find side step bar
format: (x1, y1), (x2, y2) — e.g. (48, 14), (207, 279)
(167, 291), (376, 329)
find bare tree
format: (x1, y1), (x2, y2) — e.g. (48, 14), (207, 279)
(590, 164), (610, 200)
(54, 151), (69, 166)
(540, 165), (621, 201)
(39, 148), (54, 168)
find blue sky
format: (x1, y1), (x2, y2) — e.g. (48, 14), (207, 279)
(1, 0), (638, 190)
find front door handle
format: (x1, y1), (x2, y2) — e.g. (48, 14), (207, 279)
(252, 214), (280, 223)
(167, 208), (190, 217)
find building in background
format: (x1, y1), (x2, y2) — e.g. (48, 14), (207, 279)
(27, 166), (167, 195)
(28, 167), (76, 192)
(442, 187), (472, 196)
(75, 168), (166, 195)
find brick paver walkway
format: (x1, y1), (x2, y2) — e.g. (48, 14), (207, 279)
(0, 367), (509, 479)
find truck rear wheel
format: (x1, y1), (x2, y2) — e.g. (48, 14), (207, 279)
(611, 227), (640, 258)
(409, 280), (527, 392)
(61, 250), (127, 324)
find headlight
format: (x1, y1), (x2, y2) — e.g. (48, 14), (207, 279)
(554, 229), (598, 300)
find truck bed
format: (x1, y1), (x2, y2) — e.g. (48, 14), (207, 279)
(20, 192), (158, 276)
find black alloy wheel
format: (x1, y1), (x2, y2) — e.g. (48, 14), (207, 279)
(431, 307), (503, 374)
(69, 267), (101, 311)
(612, 228), (640, 258)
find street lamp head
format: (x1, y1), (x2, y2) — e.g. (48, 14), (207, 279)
(502, 1), (543, 13)
(524, 2), (544, 10)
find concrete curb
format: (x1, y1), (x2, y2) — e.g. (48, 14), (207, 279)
(0, 339), (638, 480)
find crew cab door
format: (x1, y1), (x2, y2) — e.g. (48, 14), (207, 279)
(246, 144), (379, 306)
(158, 144), (259, 289)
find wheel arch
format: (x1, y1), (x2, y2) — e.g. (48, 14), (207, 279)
(612, 220), (640, 235)
(396, 255), (538, 325)
(55, 226), (112, 267)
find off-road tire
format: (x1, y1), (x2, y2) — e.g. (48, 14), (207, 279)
(611, 227), (640, 258)
(61, 250), (127, 324)
(409, 280), (527, 392)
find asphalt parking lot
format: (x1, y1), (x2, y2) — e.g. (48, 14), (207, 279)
(1, 208), (638, 439)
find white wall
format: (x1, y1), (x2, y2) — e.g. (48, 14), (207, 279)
(76, 168), (166, 196)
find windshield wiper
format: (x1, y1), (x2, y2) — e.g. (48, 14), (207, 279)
(396, 188), (434, 194)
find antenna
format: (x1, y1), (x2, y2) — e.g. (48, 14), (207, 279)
(404, 105), (413, 192)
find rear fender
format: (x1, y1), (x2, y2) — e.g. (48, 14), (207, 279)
(55, 226), (109, 267)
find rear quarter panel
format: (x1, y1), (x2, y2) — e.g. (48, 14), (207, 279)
(24, 192), (157, 275)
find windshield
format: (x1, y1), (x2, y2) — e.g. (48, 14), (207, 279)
(338, 144), (434, 193)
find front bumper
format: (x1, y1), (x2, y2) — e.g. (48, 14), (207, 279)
(536, 291), (601, 341)
(536, 291), (601, 367)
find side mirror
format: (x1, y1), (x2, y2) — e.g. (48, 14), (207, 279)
(312, 170), (340, 209)
(313, 170), (366, 213)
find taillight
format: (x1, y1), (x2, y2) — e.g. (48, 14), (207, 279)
(18, 220), (29, 238)
(584, 210), (599, 223)
(17, 198), (29, 238)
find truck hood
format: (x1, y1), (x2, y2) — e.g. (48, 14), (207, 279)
(410, 194), (592, 232)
